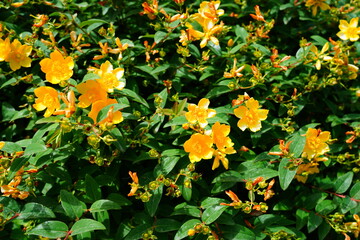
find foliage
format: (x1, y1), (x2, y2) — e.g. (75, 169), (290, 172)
(0, 0), (359, 239)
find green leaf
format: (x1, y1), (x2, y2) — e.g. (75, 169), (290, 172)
(7, 157), (27, 181)
(90, 199), (122, 213)
(121, 88), (149, 108)
(318, 220), (331, 240)
(205, 86), (232, 98)
(155, 156), (180, 175)
(180, 184), (192, 202)
(350, 181), (360, 199)
(35, 116), (62, 124)
(235, 25), (248, 43)
(70, 219), (106, 236)
(96, 103), (129, 123)
(85, 174), (101, 201)
(154, 31), (167, 43)
(60, 190), (85, 219)
(207, 41), (222, 56)
(174, 219), (201, 240)
(171, 203), (201, 218)
(315, 200), (336, 215)
(124, 223), (152, 240)
(278, 158), (297, 190)
(334, 172), (353, 194)
(18, 203), (56, 220)
(27, 221), (68, 239)
(201, 205), (227, 224)
(222, 224), (256, 240)
(296, 209), (309, 230)
(201, 197), (224, 209)
(155, 218), (182, 232)
(145, 186), (163, 217)
(24, 143), (47, 156)
(109, 127), (127, 152)
(164, 115), (187, 127)
(288, 133), (306, 158)
(82, 73), (100, 81)
(0, 142), (22, 153)
(307, 212), (323, 233)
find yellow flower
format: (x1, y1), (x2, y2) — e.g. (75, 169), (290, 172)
(234, 98), (269, 132)
(211, 121), (233, 150)
(5, 39), (32, 71)
(337, 18), (360, 42)
(0, 37), (11, 61)
(0, 141), (5, 150)
(185, 98), (216, 128)
(305, 0), (330, 16)
(33, 86), (60, 117)
(88, 98), (124, 127)
(294, 162), (320, 183)
(197, 1), (224, 21)
(39, 50), (74, 84)
(211, 122), (236, 170)
(90, 61), (125, 93)
(76, 80), (108, 108)
(183, 133), (214, 163)
(302, 128), (331, 159)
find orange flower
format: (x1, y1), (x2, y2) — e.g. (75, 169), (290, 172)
(0, 37), (11, 61)
(39, 50), (74, 84)
(183, 133), (214, 163)
(337, 17), (360, 42)
(89, 61), (125, 93)
(302, 128), (331, 159)
(88, 98), (124, 126)
(5, 39), (32, 71)
(33, 86), (60, 117)
(223, 58), (245, 78)
(250, 5), (265, 22)
(140, 0), (158, 20)
(220, 190), (242, 208)
(294, 162), (320, 183)
(53, 90), (76, 118)
(109, 37), (129, 60)
(76, 80), (108, 108)
(305, 0), (330, 16)
(185, 98), (216, 128)
(234, 98), (268, 132)
(128, 171), (139, 196)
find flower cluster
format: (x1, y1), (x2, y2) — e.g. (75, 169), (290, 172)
(180, 1), (224, 48)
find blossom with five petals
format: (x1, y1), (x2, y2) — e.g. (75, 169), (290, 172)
(76, 80), (108, 108)
(5, 39), (32, 71)
(183, 133), (214, 163)
(302, 128), (331, 159)
(185, 98), (216, 128)
(234, 98), (269, 132)
(336, 17), (360, 42)
(89, 61), (125, 93)
(39, 50), (74, 84)
(33, 86), (60, 117)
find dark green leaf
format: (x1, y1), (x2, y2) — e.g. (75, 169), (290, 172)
(27, 221), (68, 238)
(155, 218), (182, 232)
(296, 209), (309, 230)
(18, 203), (55, 220)
(315, 200), (336, 215)
(145, 186), (163, 217)
(278, 158), (297, 190)
(124, 223), (152, 240)
(174, 219), (201, 240)
(288, 133), (306, 158)
(70, 219), (106, 236)
(201, 205), (227, 224)
(307, 212), (323, 233)
(24, 143), (47, 156)
(85, 174), (101, 201)
(90, 199), (122, 213)
(334, 172), (353, 194)
(350, 182), (360, 199)
(171, 203), (201, 217)
(121, 89), (149, 108)
(60, 190), (85, 219)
